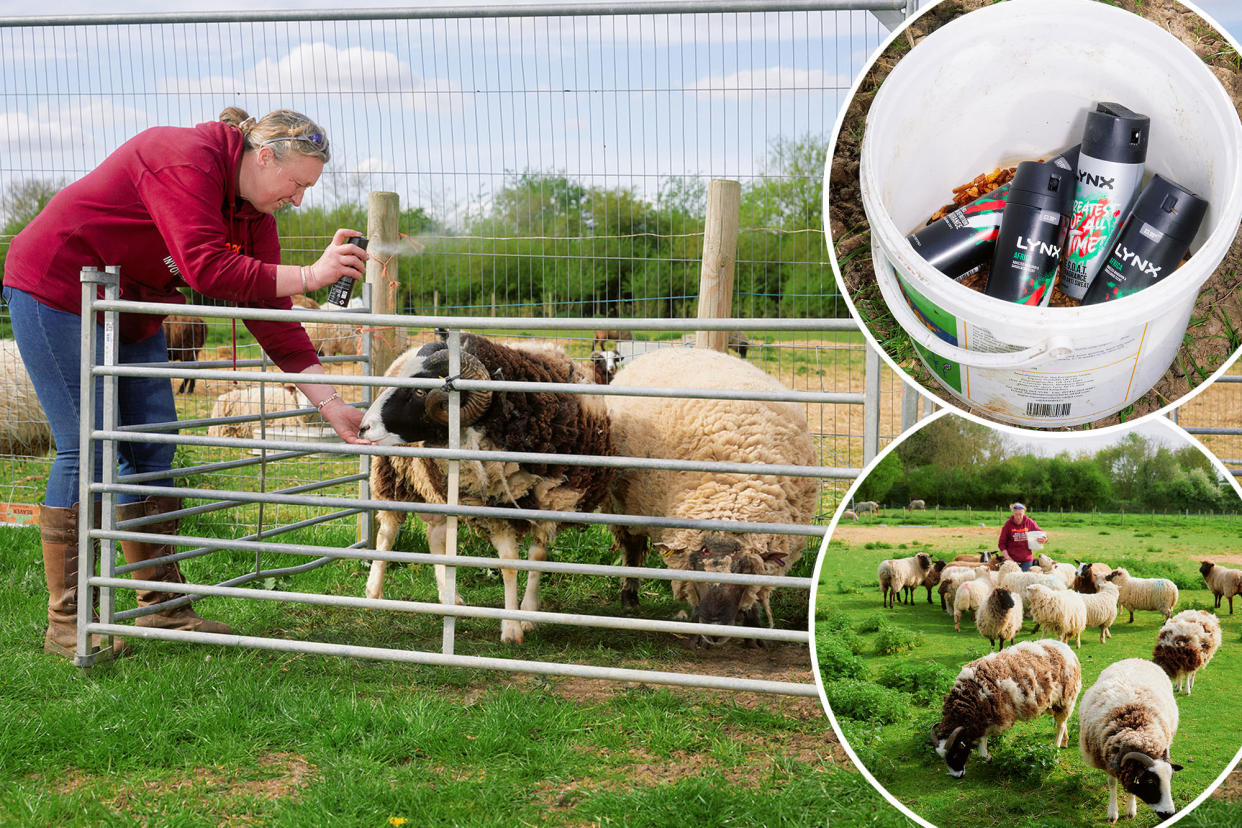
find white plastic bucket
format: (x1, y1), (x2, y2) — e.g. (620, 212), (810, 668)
(860, 0), (1242, 428)
(1026, 531), (1048, 552)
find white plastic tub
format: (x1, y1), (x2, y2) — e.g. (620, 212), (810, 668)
(860, 0), (1242, 428)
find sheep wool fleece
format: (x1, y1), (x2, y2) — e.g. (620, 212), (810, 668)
(5, 120), (317, 373)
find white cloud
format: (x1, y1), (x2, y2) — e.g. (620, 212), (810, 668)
(684, 67), (850, 100)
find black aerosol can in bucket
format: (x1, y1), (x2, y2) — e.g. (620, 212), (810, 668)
(907, 146), (1080, 281)
(1060, 102), (1150, 300)
(984, 161), (1074, 305)
(1081, 175), (1208, 305)
(326, 236), (368, 308)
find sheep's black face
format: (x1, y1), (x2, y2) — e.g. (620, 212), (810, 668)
(358, 342), (447, 445)
(1199, 561), (1214, 578)
(688, 535), (750, 644)
(1122, 759), (1180, 820)
(933, 729), (973, 778)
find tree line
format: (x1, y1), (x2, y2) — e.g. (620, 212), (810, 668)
(855, 418), (1237, 514)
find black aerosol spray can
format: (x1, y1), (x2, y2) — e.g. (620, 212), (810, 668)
(326, 236), (368, 308)
(1061, 102), (1150, 299)
(1081, 175), (1208, 305)
(984, 160), (1074, 305)
(907, 146), (1080, 281)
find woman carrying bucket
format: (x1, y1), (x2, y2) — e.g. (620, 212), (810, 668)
(997, 502), (1047, 572)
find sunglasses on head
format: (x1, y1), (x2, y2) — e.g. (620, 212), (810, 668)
(262, 132), (328, 151)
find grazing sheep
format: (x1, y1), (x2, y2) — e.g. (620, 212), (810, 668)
(1199, 560), (1242, 614)
(878, 552), (932, 609)
(1080, 582), (1121, 645)
(1152, 609), (1222, 695)
(1073, 560), (1113, 594)
(604, 347), (816, 643)
(953, 579), (989, 632)
(920, 559), (947, 604)
(906, 499), (926, 510)
(591, 329), (634, 350)
(839, 510), (858, 522)
(999, 560), (1068, 618)
(1079, 658), (1181, 823)
(1027, 584), (1088, 649)
(206, 383), (309, 438)
(976, 587), (1023, 651)
(1036, 553), (1076, 588)
(162, 315), (207, 393)
(359, 335), (613, 644)
(932, 639), (1081, 778)
(951, 552), (995, 565)
(0, 339), (53, 456)
(854, 500), (879, 516)
(589, 349), (624, 384)
(939, 564), (990, 612)
(1105, 568), (1179, 623)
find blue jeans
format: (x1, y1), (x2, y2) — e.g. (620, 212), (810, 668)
(1018, 560), (1033, 572)
(4, 285), (176, 507)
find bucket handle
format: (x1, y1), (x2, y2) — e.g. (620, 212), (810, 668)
(874, 252), (1074, 370)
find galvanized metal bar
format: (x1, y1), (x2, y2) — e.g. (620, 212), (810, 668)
(1183, 428), (1242, 436)
(93, 530), (813, 589)
(97, 268), (122, 646)
(96, 429), (860, 480)
(443, 329), (462, 654)
(863, 346), (882, 464)
(100, 365), (862, 406)
(88, 624), (818, 696)
(2, 2), (906, 27)
(77, 268), (104, 666)
(95, 483), (830, 538)
(94, 579), (809, 643)
(116, 451), (330, 483)
(91, 299), (857, 332)
(133, 406), (327, 433)
(900, 383), (919, 433)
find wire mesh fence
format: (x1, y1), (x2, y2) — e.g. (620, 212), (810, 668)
(1177, 365), (1242, 479)
(0, 4), (921, 526)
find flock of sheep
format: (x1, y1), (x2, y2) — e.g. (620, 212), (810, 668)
(874, 548), (1239, 821)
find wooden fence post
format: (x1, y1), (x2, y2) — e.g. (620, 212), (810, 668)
(367, 191), (401, 378)
(695, 179), (741, 353)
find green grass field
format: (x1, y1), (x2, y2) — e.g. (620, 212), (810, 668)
(815, 515), (1242, 828)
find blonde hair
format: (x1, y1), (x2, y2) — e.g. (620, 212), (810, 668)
(219, 106), (330, 163)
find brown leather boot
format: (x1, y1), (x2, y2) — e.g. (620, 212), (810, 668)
(118, 495), (232, 635)
(39, 503), (128, 658)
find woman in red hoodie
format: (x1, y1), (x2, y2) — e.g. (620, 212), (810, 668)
(997, 502), (1046, 572)
(3, 107), (370, 657)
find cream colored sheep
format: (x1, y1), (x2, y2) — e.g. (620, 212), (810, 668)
(1036, 553), (1076, 588)
(953, 579), (989, 633)
(1027, 584), (1088, 649)
(0, 339), (53, 456)
(291, 293), (361, 357)
(1105, 568), (1179, 623)
(878, 552), (932, 608)
(976, 586), (1022, 651)
(1199, 561), (1242, 615)
(1152, 609), (1222, 695)
(1080, 582), (1120, 644)
(206, 383), (310, 438)
(938, 564), (985, 612)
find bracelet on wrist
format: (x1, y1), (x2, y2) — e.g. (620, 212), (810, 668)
(315, 391), (341, 412)
(300, 266), (309, 293)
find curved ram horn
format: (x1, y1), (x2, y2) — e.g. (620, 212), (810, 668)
(1121, 752), (1155, 770)
(946, 726), (964, 746)
(426, 351), (493, 426)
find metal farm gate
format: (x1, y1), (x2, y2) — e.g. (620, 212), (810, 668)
(1, 3), (931, 693)
(1176, 367), (1242, 484)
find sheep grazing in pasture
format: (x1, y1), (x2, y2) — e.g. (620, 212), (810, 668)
(1036, 553), (1076, 588)
(999, 560), (1068, 619)
(1105, 568), (1179, 623)
(878, 552), (932, 609)
(1152, 609), (1222, 695)
(939, 564), (992, 612)
(919, 558), (947, 604)
(589, 349), (624, 385)
(854, 500), (879, 516)
(1027, 584), (1088, 649)
(604, 347), (816, 644)
(359, 335), (613, 644)
(906, 499), (926, 511)
(162, 315), (207, 393)
(1080, 582), (1121, 645)
(1073, 561), (1113, 594)
(1199, 560), (1242, 614)
(0, 339), (53, 457)
(839, 510), (858, 522)
(952, 579), (990, 632)
(206, 383), (309, 438)
(1079, 658), (1182, 823)
(591, 329), (634, 351)
(932, 639), (1081, 778)
(976, 587), (1023, 651)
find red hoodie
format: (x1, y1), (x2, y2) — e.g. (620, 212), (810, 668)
(998, 515), (1043, 563)
(5, 121), (318, 373)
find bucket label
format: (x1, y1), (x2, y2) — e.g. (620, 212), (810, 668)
(895, 273), (959, 346)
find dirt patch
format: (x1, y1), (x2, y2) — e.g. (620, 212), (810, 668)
(830, 524), (996, 546)
(1214, 767), (1242, 802)
(829, 0), (1242, 430)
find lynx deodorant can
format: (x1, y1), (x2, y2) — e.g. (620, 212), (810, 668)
(984, 161), (1074, 305)
(1080, 175), (1208, 305)
(907, 146), (1080, 281)
(1060, 102), (1150, 299)
(326, 236), (368, 308)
